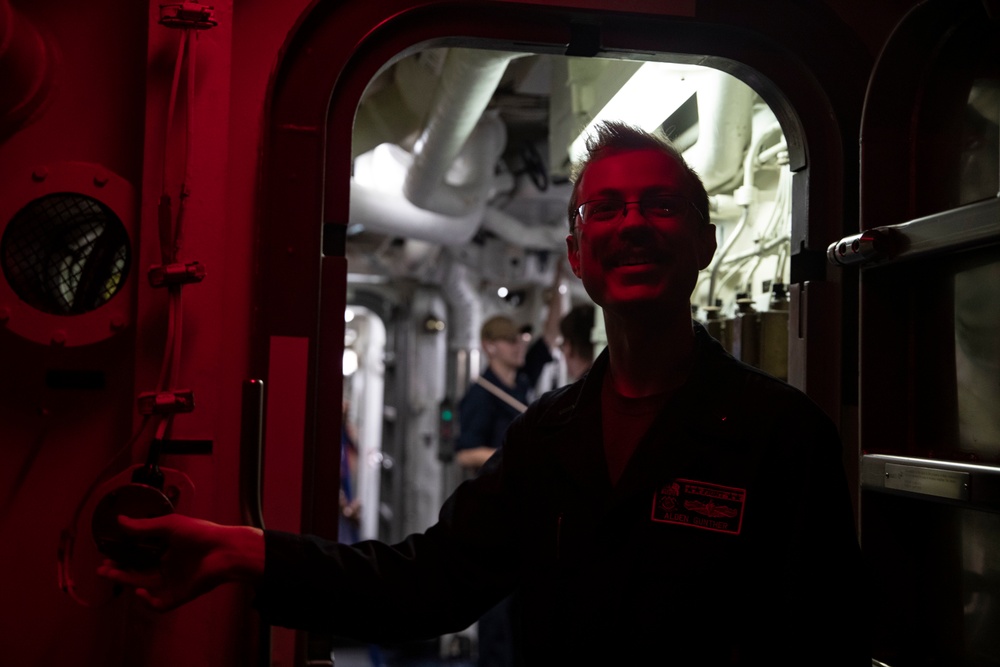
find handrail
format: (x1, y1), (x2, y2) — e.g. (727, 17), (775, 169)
(828, 197), (1000, 267)
(861, 454), (1000, 511)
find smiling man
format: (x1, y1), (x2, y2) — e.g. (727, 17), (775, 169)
(100, 121), (868, 664)
(565, 124), (719, 484)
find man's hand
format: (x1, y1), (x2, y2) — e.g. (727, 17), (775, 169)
(97, 514), (264, 612)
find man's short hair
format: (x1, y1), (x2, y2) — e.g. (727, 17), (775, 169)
(567, 121), (710, 230)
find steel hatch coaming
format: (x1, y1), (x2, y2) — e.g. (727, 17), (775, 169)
(256, 0), (873, 547)
(253, 2), (875, 664)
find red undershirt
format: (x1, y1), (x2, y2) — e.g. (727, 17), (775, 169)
(600, 371), (674, 485)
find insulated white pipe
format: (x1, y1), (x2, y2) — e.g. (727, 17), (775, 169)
(349, 179), (484, 246)
(708, 206), (750, 305)
(482, 207), (567, 251)
(682, 73), (756, 193)
(350, 116), (527, 247)
(416, 112), (508, 217)
(441, 259), (482, 353)
(743, 124), (784, 188)
(707, 120), (786, 304)
(404, 48), (527, 209)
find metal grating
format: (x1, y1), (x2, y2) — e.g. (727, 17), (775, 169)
(1, 193), (131, 315)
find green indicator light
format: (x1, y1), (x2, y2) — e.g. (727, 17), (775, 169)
(442, 409), (453, 421)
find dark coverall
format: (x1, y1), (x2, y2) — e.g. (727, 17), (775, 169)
(254, 324), (869, 665)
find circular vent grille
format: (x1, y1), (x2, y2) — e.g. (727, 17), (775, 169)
(1, 193), (131, 315)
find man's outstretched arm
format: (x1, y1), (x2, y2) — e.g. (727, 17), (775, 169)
(97, 449), (517, 641)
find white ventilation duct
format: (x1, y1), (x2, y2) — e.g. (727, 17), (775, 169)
(349, 179), (486, 246)
(681, 72), (756, 193)
(403, 48), (527, 211)
(413, 111), (508, 217)
(350, 114), (511, 246)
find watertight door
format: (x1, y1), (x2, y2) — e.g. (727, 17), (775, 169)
(846, 1), (1000, 664)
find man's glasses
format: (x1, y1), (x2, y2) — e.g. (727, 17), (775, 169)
(575, 195), (702, 226)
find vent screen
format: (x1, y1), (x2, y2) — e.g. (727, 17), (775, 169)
(1, 193), (131, 315)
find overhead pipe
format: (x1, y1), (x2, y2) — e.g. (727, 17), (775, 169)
(440, 258), (481, 353)
(440, 257), (482, 406)
(349, 49), (560, 276)
(0, 0), (56, 140)
(682, 72), (756, 193)
(482, 207), (567, 251)
(349, 179), (485, 246)
(708, 206), (750, 305)
(350, 112), (542, 247)
(416, 111), (508, 217)
(403, 48), (528, 211)
(706, 121), (786, 304)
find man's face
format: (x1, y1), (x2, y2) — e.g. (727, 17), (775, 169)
(566, 148), (716, 316)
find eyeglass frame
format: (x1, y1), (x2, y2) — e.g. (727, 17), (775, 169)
(572, 194), (704, 229)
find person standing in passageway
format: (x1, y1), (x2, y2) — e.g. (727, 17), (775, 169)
(453, 314), (557, 474)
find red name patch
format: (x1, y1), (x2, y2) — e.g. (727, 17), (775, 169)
(650, 478), (746, 535)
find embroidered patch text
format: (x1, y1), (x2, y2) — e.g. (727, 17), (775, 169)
(651, 478), (746, 535)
